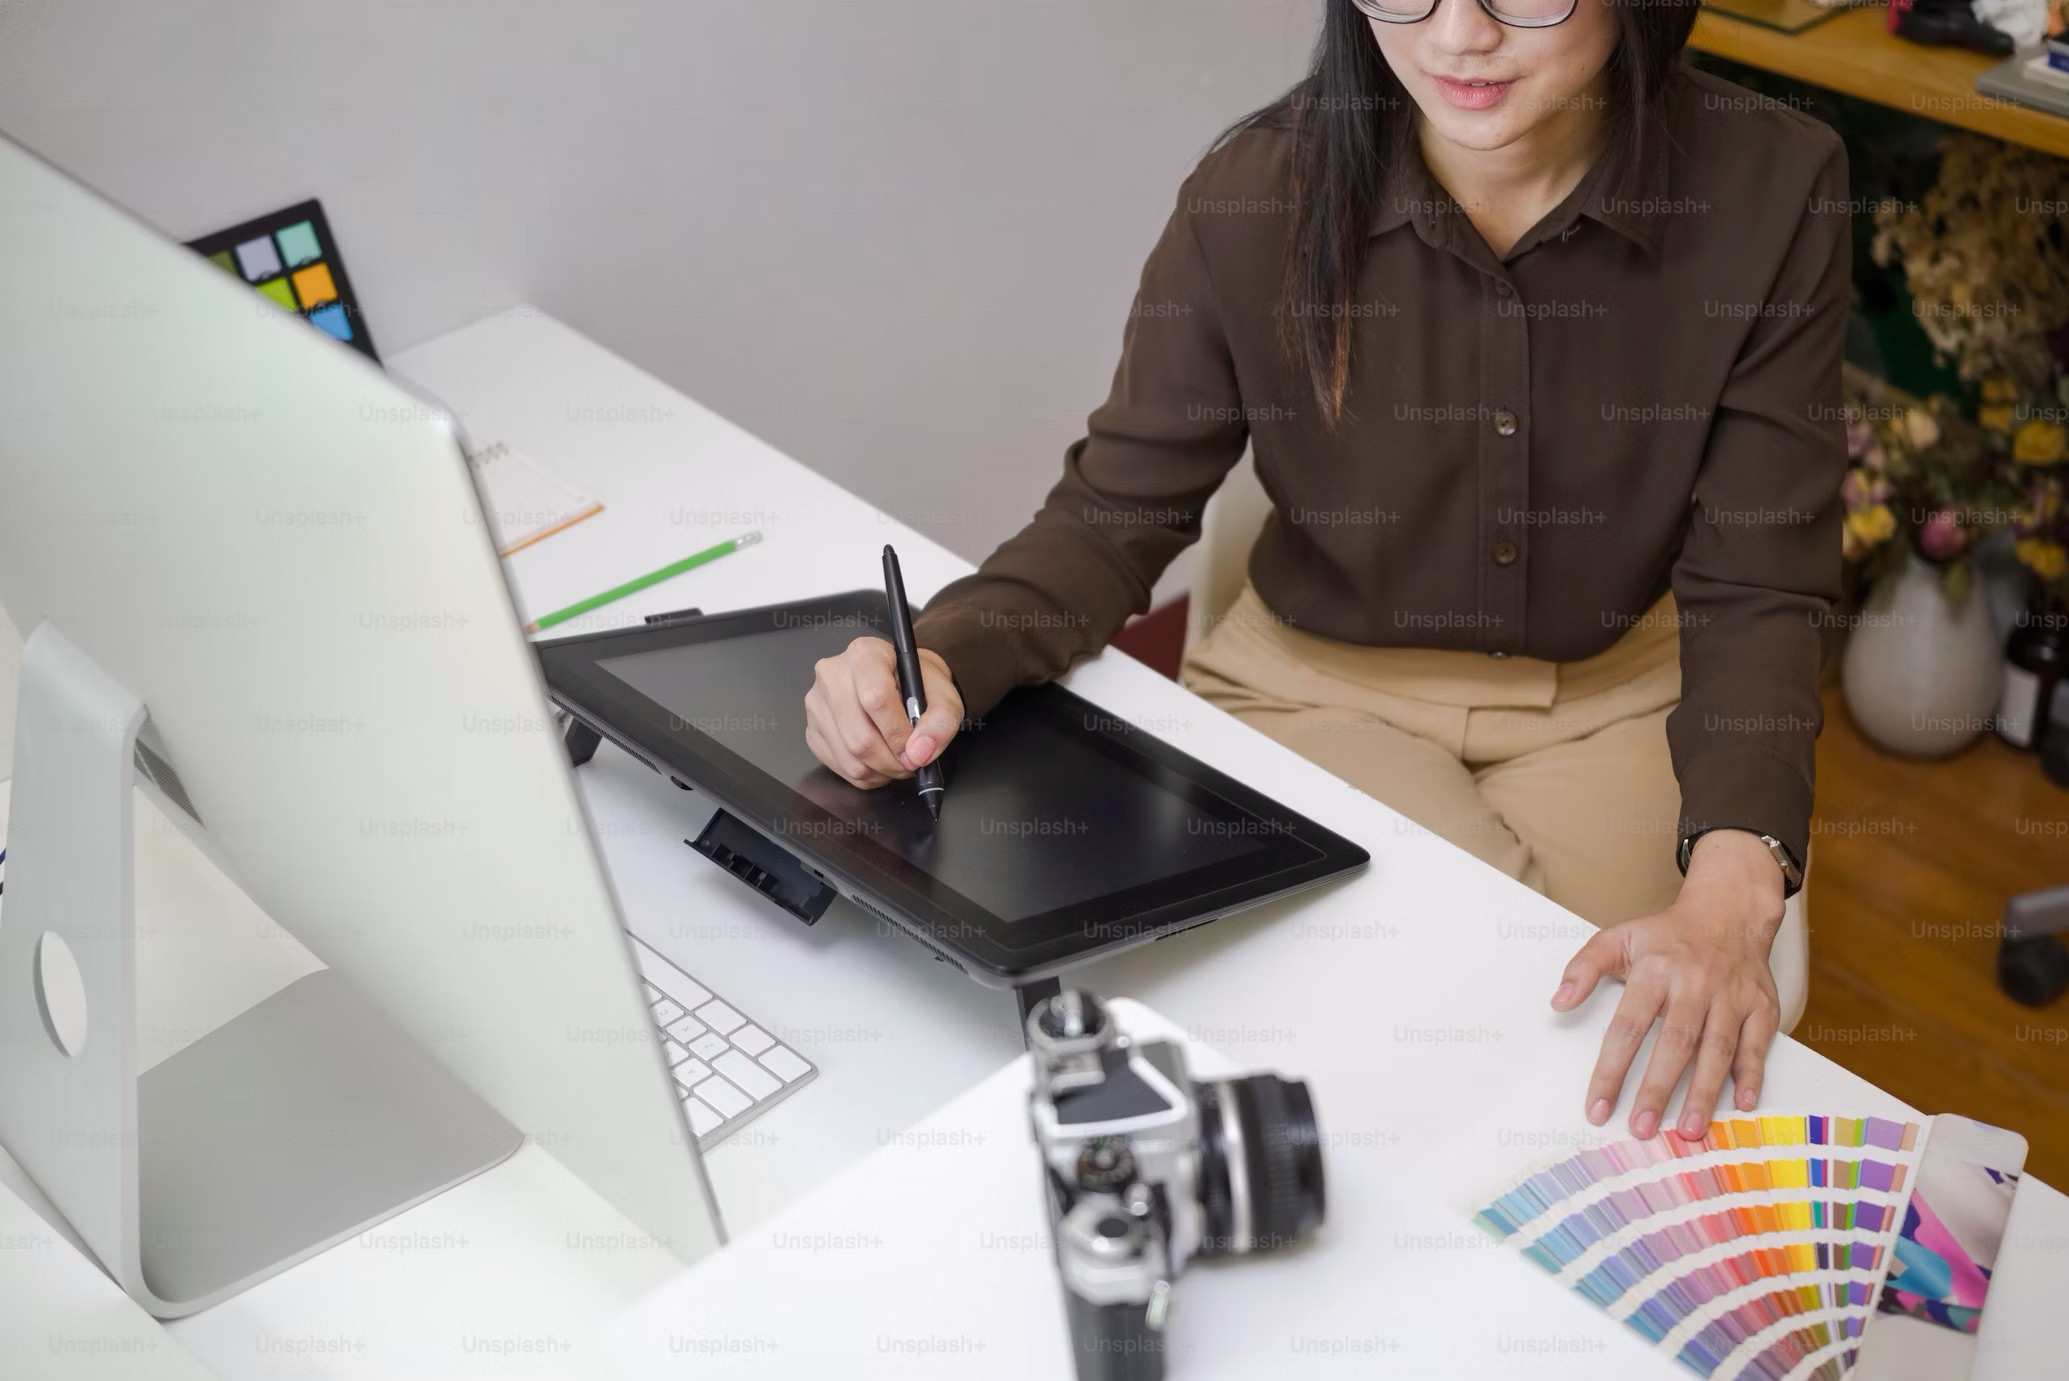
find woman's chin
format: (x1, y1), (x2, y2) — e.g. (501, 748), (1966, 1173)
(1415, 104), (1531, 154)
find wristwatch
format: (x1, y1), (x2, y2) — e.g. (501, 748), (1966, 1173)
(1678, 828), (1804, 899)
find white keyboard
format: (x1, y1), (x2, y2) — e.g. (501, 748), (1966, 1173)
(629, 934), (816, 1148)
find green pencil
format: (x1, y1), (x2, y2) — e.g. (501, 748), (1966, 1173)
(524, 531), (762, 634)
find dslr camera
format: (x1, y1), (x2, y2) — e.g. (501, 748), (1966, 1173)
(1026, 990), (1326, 1381)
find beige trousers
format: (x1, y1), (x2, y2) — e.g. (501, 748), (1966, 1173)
(1181, 586), (1687, 928)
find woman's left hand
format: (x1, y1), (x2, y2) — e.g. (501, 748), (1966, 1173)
(1550, 830), (1788, 1141)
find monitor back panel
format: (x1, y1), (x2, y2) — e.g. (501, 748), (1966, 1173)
(0, 136), (722, 1263)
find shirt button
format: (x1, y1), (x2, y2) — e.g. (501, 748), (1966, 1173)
(1493, 410), (1519, 437)
(1493, 540), (1519, 566)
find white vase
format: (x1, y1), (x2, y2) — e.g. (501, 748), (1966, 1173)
(1973, 529), (2036, 641)
(1841, 551), (2007, 758)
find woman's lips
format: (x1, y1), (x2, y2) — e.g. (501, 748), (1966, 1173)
(1430, 75), (1517, 111)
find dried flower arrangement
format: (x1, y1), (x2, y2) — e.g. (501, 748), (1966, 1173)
(1865, 133), (2069, 600)
(1871, 133), (2069, 387)
(1839, 366), (2010, 599)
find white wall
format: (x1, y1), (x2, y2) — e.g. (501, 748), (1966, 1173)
(0, 605), (16, 778)
(0, 0), (1315, 588)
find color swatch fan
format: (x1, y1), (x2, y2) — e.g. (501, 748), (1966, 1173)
(188, 199), (379, 361)
(1474, 1114), (1928, 1381)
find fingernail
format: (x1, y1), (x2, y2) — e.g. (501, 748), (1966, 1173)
(1551, 982), (1575, 1007)
(1633, 1110), (1658, 1140)
(907, 735), (934, 764)
(1587, 1098), (1611, 1125)
(1681, 1111), (1705, 1137)
(1738, 1088), (1757, 1111)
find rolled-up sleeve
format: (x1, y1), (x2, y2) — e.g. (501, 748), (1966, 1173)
(1668, 137), (1850, 874)
(914, 169), (1251, 719)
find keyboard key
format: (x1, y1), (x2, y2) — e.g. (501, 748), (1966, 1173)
(714, 1050), (781, 1101)
(625, 938), (803, 1140)
(665, 974), (712, 1009)
(684, 1097), (722, 1138)
(695, 1000), (745, 1036)
(689, 1032), (730, 1063)
(629, 941), (711, 1009)
(693, 1074), (752, 1119)
(759, 1046), (811, 1083)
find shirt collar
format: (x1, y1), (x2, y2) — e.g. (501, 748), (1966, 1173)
(1579, 117), (1670, 258)
(1367, 115), (1671, 260)
(1367, 148), (1448, 246)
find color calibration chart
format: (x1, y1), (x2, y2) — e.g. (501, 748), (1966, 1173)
(187, 199), (379, 362)
(1475, 1114), (1930, 1381)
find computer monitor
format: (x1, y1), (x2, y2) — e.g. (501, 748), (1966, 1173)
(0, 133), (722, 1315)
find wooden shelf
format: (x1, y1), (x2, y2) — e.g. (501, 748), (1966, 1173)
(1691, 6), (2069, 158)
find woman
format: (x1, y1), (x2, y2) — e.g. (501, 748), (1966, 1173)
(804, 0), (1846, 1142)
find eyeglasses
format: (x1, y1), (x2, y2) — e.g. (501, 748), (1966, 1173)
(1352, 0), (1579, 29)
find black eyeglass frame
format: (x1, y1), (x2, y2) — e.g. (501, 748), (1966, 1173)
(1351, 0), (1579, 30)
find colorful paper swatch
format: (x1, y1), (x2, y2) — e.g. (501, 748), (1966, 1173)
(1476, 1113), (1930, 1381)
(186, 199), (379, 362)
(1852, 1114), (2028, 1381)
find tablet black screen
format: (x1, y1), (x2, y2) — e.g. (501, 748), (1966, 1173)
(597, 622), (1265, 922)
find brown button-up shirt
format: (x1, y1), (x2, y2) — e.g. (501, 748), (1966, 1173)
(914, 66), (1850, 871)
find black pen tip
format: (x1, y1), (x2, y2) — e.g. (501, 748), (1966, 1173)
(924, 794), (941, 820)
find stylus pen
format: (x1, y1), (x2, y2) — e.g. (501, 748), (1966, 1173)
(881, 545), (946, 820)
(523, 533), (760, 634)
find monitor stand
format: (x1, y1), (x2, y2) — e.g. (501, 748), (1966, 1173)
(0, 624), (522, 1318)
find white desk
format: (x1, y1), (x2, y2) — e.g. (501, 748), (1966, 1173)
(605, 1001), (2069, 1381)
(3, 306), (2062, 1379)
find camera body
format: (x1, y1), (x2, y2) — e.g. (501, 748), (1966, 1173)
(1026, 991), (1325, 1381)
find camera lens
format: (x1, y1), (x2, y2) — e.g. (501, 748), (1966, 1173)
(1194, 1075), (1325, 1256)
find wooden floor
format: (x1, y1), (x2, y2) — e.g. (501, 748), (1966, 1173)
(1804, 684), (2069, 1187)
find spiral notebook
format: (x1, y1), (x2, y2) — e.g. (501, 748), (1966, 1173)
(464, 440), (604, 556)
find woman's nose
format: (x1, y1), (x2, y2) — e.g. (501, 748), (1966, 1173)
(1423, 0), (1508, 55)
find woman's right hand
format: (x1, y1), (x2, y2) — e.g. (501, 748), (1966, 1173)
(804, 636), (964, 789)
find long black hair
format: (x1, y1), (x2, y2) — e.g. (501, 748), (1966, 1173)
(1238, 0), (1699, 423)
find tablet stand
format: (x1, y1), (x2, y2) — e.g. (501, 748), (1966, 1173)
(559, 704), (1065, 1043)
(0, 624), (521, 1318)
(560, 707), (840, 923)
